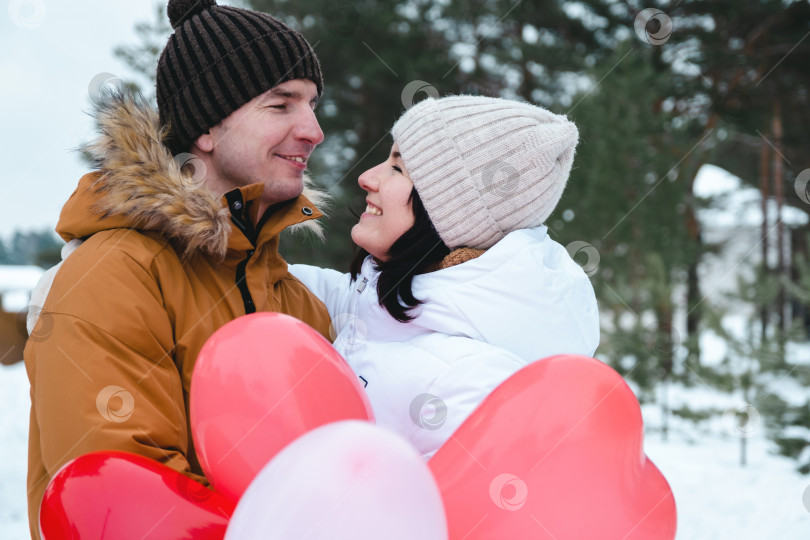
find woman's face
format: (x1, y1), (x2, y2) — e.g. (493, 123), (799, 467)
(351, 143), (415, 261)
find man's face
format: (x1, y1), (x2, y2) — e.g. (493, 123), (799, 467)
(202, 79), (323, 210)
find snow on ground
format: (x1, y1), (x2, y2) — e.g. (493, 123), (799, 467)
(2, 359), (810, 539)
(643, 411), (810, 539)
(1, 362), (31, 540)
(646, 434), (810, 538)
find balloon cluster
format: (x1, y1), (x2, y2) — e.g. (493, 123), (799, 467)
(39, 313), (677, 539)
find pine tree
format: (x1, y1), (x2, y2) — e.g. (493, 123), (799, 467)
(755, 236), (810, 473)
(553, 41), (707, 440)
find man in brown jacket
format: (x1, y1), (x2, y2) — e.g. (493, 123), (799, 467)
(24, 1), (334, 537)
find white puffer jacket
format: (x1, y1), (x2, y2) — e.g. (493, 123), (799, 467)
(290, 225), (600, 458)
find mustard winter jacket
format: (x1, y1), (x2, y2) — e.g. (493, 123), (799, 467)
(24, 93), (332, 538)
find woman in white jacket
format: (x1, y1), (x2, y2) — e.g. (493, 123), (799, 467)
(290, 95), (600, 459)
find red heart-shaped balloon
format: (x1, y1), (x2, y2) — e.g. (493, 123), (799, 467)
(191, 312), (374, 502)
(40, 451), (234, 540)
(429, 355), (676, 539)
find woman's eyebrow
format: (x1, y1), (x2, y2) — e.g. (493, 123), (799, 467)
(392, 151), (402, 159)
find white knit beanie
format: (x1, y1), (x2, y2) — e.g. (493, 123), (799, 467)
(391, 95), (578, 250)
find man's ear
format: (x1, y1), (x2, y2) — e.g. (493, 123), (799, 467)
(194, 131), (214, 153)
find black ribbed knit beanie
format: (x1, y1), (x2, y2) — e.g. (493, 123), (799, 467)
(156, 0), (323, 154)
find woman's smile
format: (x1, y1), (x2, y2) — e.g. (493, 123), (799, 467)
(364, 201), (383, 216)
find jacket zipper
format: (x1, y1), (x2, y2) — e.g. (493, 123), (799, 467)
(226, 190), (257, 315)
(235, 248), (256, 314)
(349, 277), (369, 347)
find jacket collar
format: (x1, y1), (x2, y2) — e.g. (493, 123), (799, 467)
(56, 91), (328, 261)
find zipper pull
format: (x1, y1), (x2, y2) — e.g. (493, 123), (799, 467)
(356, 277), (368, 293)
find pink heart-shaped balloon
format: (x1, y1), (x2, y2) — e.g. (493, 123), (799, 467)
(40, 451), (234, 540)
(191, 312), (374, 502)
(429, 355), (676, 539)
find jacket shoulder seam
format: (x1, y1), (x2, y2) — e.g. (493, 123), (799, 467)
(36, 310), (173, 367)
(80, 229), (175, 269)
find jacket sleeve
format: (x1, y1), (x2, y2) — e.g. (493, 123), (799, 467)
(25, 236), (205, 515)
(288, 263), (354, 318)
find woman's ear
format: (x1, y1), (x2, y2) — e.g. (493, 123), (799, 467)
(194, 131), (214, 153)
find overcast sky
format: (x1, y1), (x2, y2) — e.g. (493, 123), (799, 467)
(1, 1), (160, 238)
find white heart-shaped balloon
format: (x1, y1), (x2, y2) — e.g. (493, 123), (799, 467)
(225, 420), (448, 540)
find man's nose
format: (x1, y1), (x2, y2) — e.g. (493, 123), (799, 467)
(294, 108), (324, 146)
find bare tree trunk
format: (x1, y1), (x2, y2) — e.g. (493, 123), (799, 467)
(740, 384), (752, 467)
(685, 168), (703, 366)
(791, 228), (810, 337)
(760, 134), (770, 340)
(773, 100), (786, 331)
(661, 377), (669, 443)
(686, 260), (701, 358)
(657, 307), (674, 442)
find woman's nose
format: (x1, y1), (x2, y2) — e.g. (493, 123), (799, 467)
(358, 167), (381, 191)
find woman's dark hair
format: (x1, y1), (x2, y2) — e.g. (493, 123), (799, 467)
(349, 187), (450, 323)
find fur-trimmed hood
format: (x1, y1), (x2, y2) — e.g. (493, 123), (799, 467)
(56, 91), (328, 261)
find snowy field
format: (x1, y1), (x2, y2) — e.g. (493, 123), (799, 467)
(1, 363), (30, 540)
(2, 361), (809, 539)
(643, 414), (810, 539)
